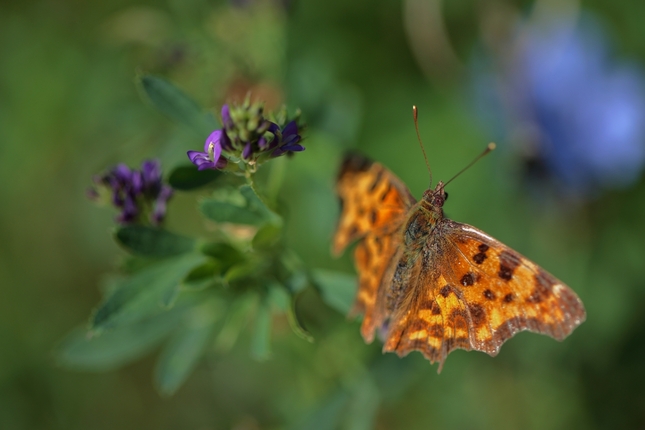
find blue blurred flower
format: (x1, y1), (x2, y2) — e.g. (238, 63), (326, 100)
(88, 159), (173, 225)
(474, 16), (645, 195)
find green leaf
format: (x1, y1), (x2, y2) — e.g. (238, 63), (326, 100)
(154, 301), (220, 395)
(250, 298), (272, 361)
(252, 223), (282, 251)
(182, 260), (223, 291)
(200, 242), (245, 268)
(115, 226), (196, 258)
(138, 75), (217, 135)
(168, 165), (221, 191)
(56, 308), (186, 371)
(239, 185), (281, 224)
(286, 295), (314, 343)
(311, 269), (357, 314)
(91, 253), (206, 332)
(224, 259), (265, 285)
(199, 185), (282, 227)
(199, 200), (266, 226)
(214, 294), (257, 353)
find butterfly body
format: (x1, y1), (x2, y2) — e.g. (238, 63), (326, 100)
(333, 154), (585, 371)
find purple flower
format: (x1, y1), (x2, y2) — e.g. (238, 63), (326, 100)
(188, 102), (305, 171)
(152, 185), (173, 224)
(187, 130), (228, 170)
(89, 159), (173, 225)
(221, 104), (232, 127)
(473, 14), (645, 195)
(272, 121), (305, 157)
(242, 142), (253, 160)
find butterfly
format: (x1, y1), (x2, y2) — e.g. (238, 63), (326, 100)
(332, 150), (586, 371)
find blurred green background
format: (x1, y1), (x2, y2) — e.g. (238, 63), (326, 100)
(3, 0), (645, 429)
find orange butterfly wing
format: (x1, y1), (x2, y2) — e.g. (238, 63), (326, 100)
(334, 154), (586, 371)
(333, 155), (416, 342)
(382, 220), (586, 370)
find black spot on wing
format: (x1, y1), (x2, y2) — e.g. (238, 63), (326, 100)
(468, 303), (486, 327)
(460, 272), (475, 286)
(498, 250), (521, 281)
(473, 252), (487, 264)
(473, 243), (489, 264)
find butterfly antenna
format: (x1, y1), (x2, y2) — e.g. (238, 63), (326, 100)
(444, 142), (496, 187)
(413, 106), (432, 186)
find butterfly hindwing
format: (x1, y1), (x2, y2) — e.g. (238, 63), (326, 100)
(333, 154), (416, 341)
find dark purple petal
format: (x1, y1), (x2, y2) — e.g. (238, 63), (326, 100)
(281, 144), (305, 152)
(282, 134), (301, 146)
(212, 140), (222, 163)
(272, 144), (305, 158)
(187, 150), (208, 163)
(271, 147), (287, 157)
(220, 129), (233, 150)
(112, 189), (125, 207)
(130, 171), (143, 195)
(257, 136), (267, 149)
(267, 136), (280, 150)
(203, 130), (222, 152)
(221, 104), (231, 126)
(282, 120), (298, 137)
(242, 142), (253, 160)
(141, 159), (161, 185)
(267, 122), (280, 134)
(118, 194), (139, 223)
(196, 161), (220, 171)
(215, 158), (228, 169)
(113, 164), (131, 184)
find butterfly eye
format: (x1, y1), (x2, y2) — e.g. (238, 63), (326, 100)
(444, 191), (449, 201)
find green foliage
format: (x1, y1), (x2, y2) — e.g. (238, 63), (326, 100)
(154, 300), (221, 395)
(115, 225), (196, 257)
(91, 253), (206, 332)
(56, 308), (187, 371)
(138, 74), (218, 135)
(168, 165), (222, 190)
(199, 184), (282, 227)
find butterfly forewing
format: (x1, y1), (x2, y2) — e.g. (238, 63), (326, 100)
(382, 219), (586, 370)
(333, 154), (416, 341)
(444, 222), (586, 346)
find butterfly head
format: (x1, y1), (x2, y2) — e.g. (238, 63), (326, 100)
(422, 180), (448, 209)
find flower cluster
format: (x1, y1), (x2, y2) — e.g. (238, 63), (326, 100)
(474, 15), (645, 195)
(188, 101), (304, 172)
(88, 159), (173, 225)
